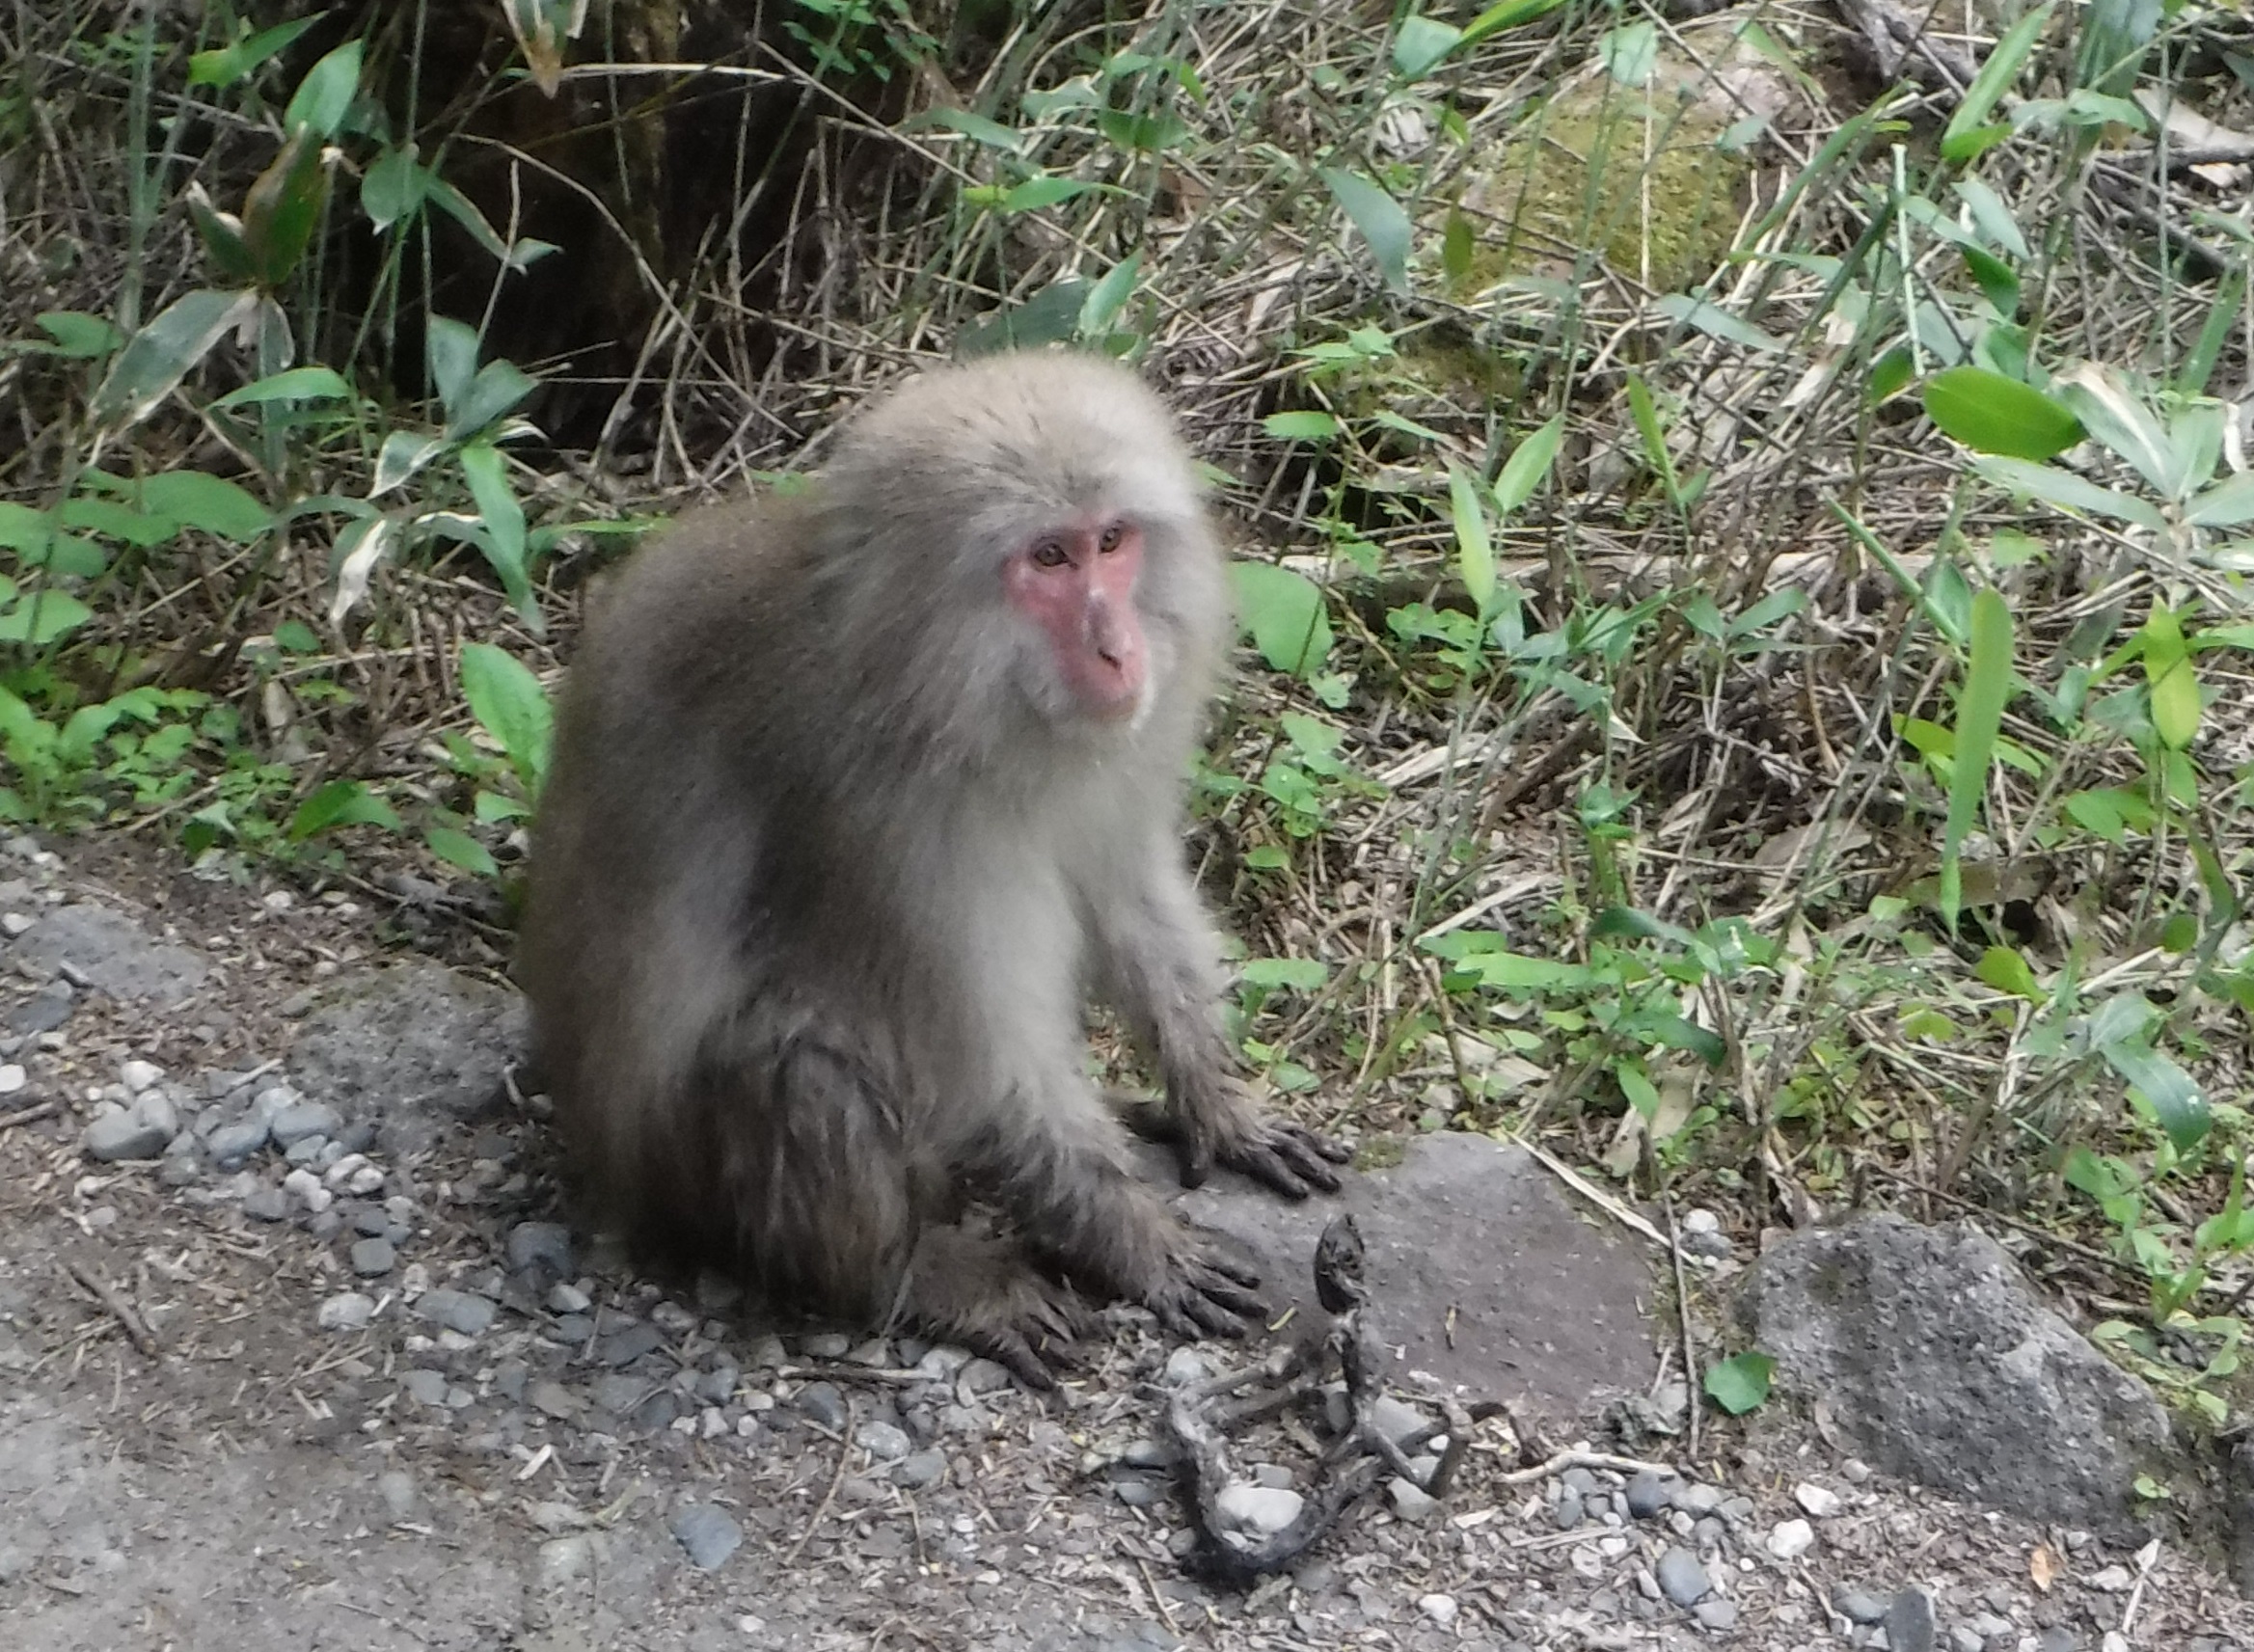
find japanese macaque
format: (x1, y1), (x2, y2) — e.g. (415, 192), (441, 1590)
(518, 351), (1347, 1382)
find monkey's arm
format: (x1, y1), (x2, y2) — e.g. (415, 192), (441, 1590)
(1094, 862), (1348, 1200)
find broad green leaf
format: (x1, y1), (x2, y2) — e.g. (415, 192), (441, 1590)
(1971, 455), (2166, 530)
(955, 280), (1090, 356)
(32, 311), (123, 359)
(456, 443), (534, 623)
(2052, 363), (2174, 494)
(1240, 958), (1330, 991)
(2141, 604), (2199, 750)
(1598, 20), (1660, 87)
(240, 126), (331, 288)
(373, 431), (447, 495)
(1441, 207), (1475, 288)
(1702, 1351), (1774, 1415)
(909, 108), (1026, 151)
(424, 316), (480, 426)
(1230, 561), (1333, 677)
(1727, 587), (1808, 639)
(1318, 168), (1411, 294)
(135, 472), (272, 542)
(1616, 1058), (1659, 1121)
(459, 641), (553, 798)
(1624, 374), (1680, 503)
(999, 175), (1095, 213)
(0, 589), (94, 645)
(1943, 4), (2054, 163)
(1976, 945), (2044, 1002)
(1961, 246), (2020, 317)
(1096, 110), (1188, 152)
(1393, 14), (1462, 79)
(60, 496), (176, 548)
(2185, 470), (2254, 528)
(1263, 410), (1341, 442)
(2077, 0), (2161, 99)
(1448, 466), (1496, 619)
(1655, 294), (1786, 354)
(2102, 1038), (2210, 1154)
(1921, 367), (2081, 460)
(450, 360), (539, 439)
(362, 145), (432, 233)
(1867, 347), (1915, 405)
(424, 825), (500, 879)
(91, 287), (261, 430)
(1493, 416), (1563, 513)
(182, 188), (252, 285)
(1954, 176), (2029, 258)
(1076, 254), (1141, 341)
(1941, 589), (2014, 931)
(425, 177), (513, 264)
(211, 366), (353, 408)
(284, 40), (363, 139)
(288, 779), (401, 841)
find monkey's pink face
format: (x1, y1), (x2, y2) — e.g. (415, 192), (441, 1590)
(1001, 517), (1150, 721)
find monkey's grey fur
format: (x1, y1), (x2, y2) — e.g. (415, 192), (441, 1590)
(520, 351), (1345, 1380)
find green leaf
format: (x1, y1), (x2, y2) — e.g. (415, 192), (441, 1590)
(284, 40), (363, 139)
(999, 175), (1095, 213)
(459, 641), (553, 798)
(908, 108), (1026, 151)
(1318, 168), (1411, 294)
(424, 316), (480, 426)
(287, 779), (401, 841)
(1263, 410), (1341, 443)
(1941, 589), (2014, 931)
(424, 825), (499, 880)
(1702, 1351), (1775, 1416)
(1494, 416), (1564, 513)
(59, 496), (177, 548)
(1598, 20), (1660, 87)
(188, 15), (321, 89)
(1971, 455), (2167, 530)
(1393, 14), (1462, 79)
(1655, 294), (1787, 354)
(372, 431), (447, 496)
(210, 366), (353, 409)
(1943, 4), (2054, 164)
(424, 178), (515, 266)
(1458, 0), (1567, 50)
(1231, 561), (1333, 677)
(450, 360), (539, 439)
(1240, 957), (1330, 991)
(955, 279), (1091, 357)
(2051, 363), (2175, 494)
(239, 127), (332, 289)
(1096, 110), (1188, 152)
(1449, 466), (1495, 619)
(31, 311), (124, 359)
(1616, 1059), (1659, 1120)
(456, 443), (535, 624)
(2102, 1038), (2210, 1154)
(90, 287), (261, 430)
(137, 472), (271, 542)
(0, 589), (95, 645)
(1441, 207), (1475, 288)
(1920, 367), (2082, 460)
(1075, 254), (1141, 341)
(1976, 945), (2044, 1002)
(2141, 604), (2199, 750)
(361, 145), (432, 233)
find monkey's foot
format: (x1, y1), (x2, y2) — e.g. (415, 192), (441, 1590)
(1131, 1240), (1268, 1341)
(1111, 1090), (1350, 1200)
(902, 1227), (1092, 1390)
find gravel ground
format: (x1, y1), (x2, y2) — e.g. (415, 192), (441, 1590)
(1, 833), (2250, 1652)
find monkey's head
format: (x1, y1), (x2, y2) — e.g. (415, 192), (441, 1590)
(815, 351), (1228, 756)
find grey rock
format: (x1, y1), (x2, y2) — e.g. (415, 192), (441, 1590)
(376, 1469), (418, 1521)
(1833, 1586), (1888, 1624)
(669, 1503), (742, 1570)
(1214, 1483), (1302, 1536)
(10, 980), (73, 1034)
(284, 961), (526, 1152)
(1625, 1470), (1673, 1519)
(1554, 1489), (1584, 1530)
(1386, 1477), (1438, 1521)
(1161, 1346), (1210, 1386)
(403, 1368), (449, 1406)
(1369, 1395), (1427, 1446)
(506, 1221), (573, 1275)
(1693, 1598), (1738, 1631)
(695, 1365), (738, 1406)
(1673, 1482), (1724, 1516)
(801, 1332), (852, 1359)
(633, 1389), (684, 1431)
(795, 1382), (849, 1429)
(269, 1100), (340, 1147)
(893, 1449), (947, 1491)
(1154, 1131), (1655, 1428)
(350, 1236), (396, 1277)
(545, 1282), (591, 1314)
(1885, 1586), (1937, 1652)
(855, 1420), (911, 1461)
(1655, 1547), (1711, 1606)
(204, 1118), (270, 1168)
(7, 903), (207, 1006)
(747, 1333), (787, 1368)
(241, 1185), (289, 1222)
(600, 1322), (665, 1366)
(349, 1205), (390, 1237)
(1121, 1438), (1174, 1470)
(957, 1357), (1012, 1395)
(82, 1106), (170, 1162)
(2036, 1631), (2076, 1652)
(1112, 1476), (1164, 1508)
(317, 1291), (376, 1331)
(415, 1287), (496, 1337)
(1742, 1213), (2175, 1536)
(157, 1154), (200, 1188)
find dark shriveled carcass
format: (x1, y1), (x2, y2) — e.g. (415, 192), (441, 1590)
(519, 352), (1346, 1380)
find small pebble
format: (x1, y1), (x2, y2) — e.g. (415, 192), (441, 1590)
(1386, 1477), (1438, 1522)
(546, 1282), (592, 1314)
(1213, 1483), (1301, 1537)
(121, 1059), (164, 1093)
(1833, 1586), (1888, 1624)
(956, 1358), (1011, 1395)
(795, 1382), (849, 1430)
(1418, 1593), (1457, 1627)
(1656, 1547), (1710, 1606)
(855, 1421), (911, 1461)
(1624, 1470), (1673, 1519)
(506, 1221), (574, 1274)
(1794, 1481), (1842, 1518)
(1886, 1586), (1938, 1652)
(350, 1236), (396, 1277)
(283, 1166), (333, 1214)
(376, 1470), (418, 1521)
(1161, 1346), (1210, 1386)
(0, 1064), (26, 1095)
(242, 1185), (289, 1222)
(316, 1291), (376, 1331)
(270, 1100), (341, 1147)
(801, 1332), (852, 1359)
(1672, 1482), (1724, 1516)
(893, 1449), (946, 1491)
(415, 1287), (496, 1337)
(402, 1368), (448, 1406)
(1694, 1598), (1739, 1631)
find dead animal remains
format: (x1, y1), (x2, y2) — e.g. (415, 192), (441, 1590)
(521, 350), (1348, 1384)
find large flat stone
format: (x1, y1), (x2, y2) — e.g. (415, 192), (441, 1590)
(1150, 1130), (1658, 1426)
(7, 904), (207, 1007)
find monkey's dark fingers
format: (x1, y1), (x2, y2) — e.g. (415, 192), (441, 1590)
(984, 1332), (1059, 1391)
(1273, 1124), (1350, 1186)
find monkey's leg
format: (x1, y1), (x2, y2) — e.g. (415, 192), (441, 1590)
(1094, 874), (1350, 1198)
(699, 1042), (1088, 1385)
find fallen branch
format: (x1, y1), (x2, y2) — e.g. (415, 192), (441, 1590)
(60, 1259), (159, 1358)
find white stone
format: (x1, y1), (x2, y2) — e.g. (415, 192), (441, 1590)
(1213, 1482), (1302, 1537)
(1418, 1593), (1458, 1627)
(284, 1167), (334, 1214)
(346, 1165), (385, 1195)
(1, 912), (33, 936)
(1766, 1518), (1815, 1559)
(1794, 1481), (1842, 1518)
(121, 1059), (164, 1093)
(0, 1065), (24, 1096)
(317, 1291), (377, 1331)
(323, 1152), (371, 1189)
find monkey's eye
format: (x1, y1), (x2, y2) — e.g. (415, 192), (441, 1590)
(1030, 539), (1070, 568)
(1097, 523), (1125, 554)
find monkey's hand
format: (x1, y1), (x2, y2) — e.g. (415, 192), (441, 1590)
(1137, 1244), (1268, 1341)
(1180, 1096), (1350, 1201)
